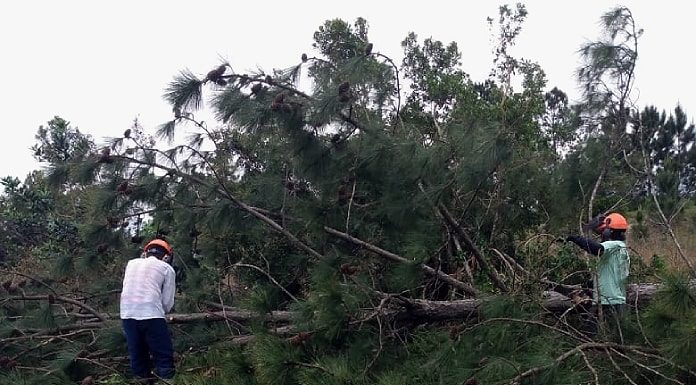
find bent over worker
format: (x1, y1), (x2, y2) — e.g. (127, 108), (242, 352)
(565, 213), (630, 315)
(120, 238), (176, 383)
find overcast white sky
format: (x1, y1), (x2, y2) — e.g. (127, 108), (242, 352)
(1, 1), (694, 180)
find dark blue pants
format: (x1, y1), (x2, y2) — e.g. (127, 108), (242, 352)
(122, 318), (175, 380)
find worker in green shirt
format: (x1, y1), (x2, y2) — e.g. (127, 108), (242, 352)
(564, 213), (630, 318)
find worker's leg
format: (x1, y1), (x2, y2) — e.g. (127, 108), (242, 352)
(122, 319), (153, 379)
(143, 318), (175, 379)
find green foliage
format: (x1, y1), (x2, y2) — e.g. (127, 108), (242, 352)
(642, 274), (696, 370)
(164, 69), (204, 112)
(5, 4), (696, 385)
(243, 285), (283, 315)
(48, 349), (88, 380)
(174, 346), (258, 385)
(0, 372), (73, 385)
(384, 261), (422, 292)
(250, 335), (304, 385)
(32, 116), (94, 164)
(94, 326), (128, 355)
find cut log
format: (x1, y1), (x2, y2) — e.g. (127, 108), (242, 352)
(1, 282), (664, 335)
(165, 309), (293, 323)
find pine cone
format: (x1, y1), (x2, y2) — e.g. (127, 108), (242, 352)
(107, 217), (119, 228)
(2, 358), (17, 369)
(338, 81), (352, 102)
(251, 83), (263, 95)
(364, 43), (373, 56)
(288, 331), (311, 346)
(301, 53), (308, 62)
(338, 81), (350, 94)
(216, 78), (228, 86)
(123, 128), (131, 138)
(340, 263), (358, 275)
(337, 185), (349, 205)
(117, 181), (129, 193)
(96, 243), (109, 254)
(48, 294), (55, 304)
(271, 92), (285, 111)
(205, 64), (227, 82)
(448, 324), (461, 340)
(98, 147), (112, 164)
(6, 281), (18, 293)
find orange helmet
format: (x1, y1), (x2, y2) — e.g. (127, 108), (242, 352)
(143, 239), (172, 255)
(596, 213), (628, 232)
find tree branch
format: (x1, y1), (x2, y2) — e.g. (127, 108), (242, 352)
(3, 295), (107, 323)
(436, 203), (509, 293)
(228, 263), (299, 303)
(323, 226), (477, 296)
(113, 154), (326, 261)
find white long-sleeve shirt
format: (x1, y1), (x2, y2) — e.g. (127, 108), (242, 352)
(119, 256), (176, 320)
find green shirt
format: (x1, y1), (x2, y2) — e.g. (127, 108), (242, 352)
(594, 240), (630, 305)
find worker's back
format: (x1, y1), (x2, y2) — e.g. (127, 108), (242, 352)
(596, 240), (630, 305)
(120, 256), (175, 319)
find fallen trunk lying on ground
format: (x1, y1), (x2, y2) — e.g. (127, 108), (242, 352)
(1, 282), (661, 334)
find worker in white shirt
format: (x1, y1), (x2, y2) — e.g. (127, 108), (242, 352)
(120, 238), (176, 384)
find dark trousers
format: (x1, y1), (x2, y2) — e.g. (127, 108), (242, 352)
(122, 318), (175, 380)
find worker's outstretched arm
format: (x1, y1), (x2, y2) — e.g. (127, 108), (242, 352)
(566, 235), (604, 256)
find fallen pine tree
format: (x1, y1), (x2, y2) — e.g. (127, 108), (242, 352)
(4, 7), (696, 385)
(0, 281), (662, 331)
(4, 279), (693, 385)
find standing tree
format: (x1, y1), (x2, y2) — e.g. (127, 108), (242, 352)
(575, 6), (641, 221)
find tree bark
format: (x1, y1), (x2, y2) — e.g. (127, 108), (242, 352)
(2, 283), (663, 336)
(165, 309), (293, 324)
(324, 226), (478, 296)
(436, 203), (509, 293)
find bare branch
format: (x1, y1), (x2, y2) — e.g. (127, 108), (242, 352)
(229, 262), (299, 303)
(323, 226), (477, 296)
(3, 295), (107, 323)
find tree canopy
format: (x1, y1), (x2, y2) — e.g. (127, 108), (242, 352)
(2, 5), (696, 385)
